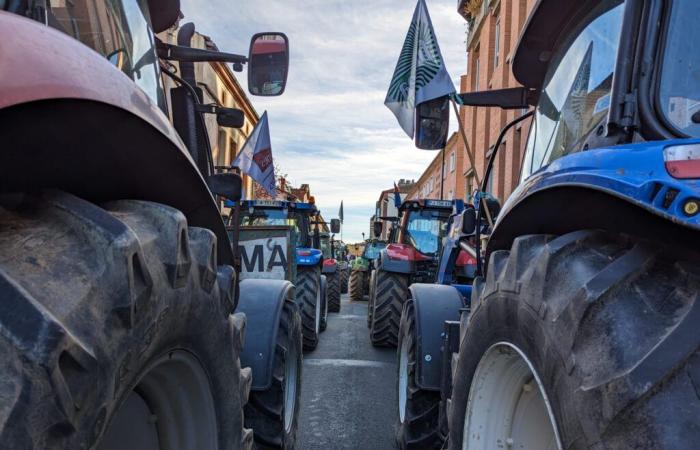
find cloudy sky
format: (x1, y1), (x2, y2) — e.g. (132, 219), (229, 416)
(182, 0), (468, 242)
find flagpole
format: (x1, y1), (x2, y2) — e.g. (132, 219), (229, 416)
(450, 99), (481, 187)
(440, 145), (445, 200)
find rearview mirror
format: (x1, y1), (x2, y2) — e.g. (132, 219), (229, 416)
(414, 96), (449, 150)
(248, 33), (289, 96)
(373, 221), (383, 238)
(330, 219), (341, 234)
(461, 208), (476, 235)
(207, 172), (242, 201)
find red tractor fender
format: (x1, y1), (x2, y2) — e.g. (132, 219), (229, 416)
(385, 243), (431, 262)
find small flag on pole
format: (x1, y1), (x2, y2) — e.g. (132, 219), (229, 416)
(385, 0), (455, 139)
(339, 201), (344, 223)
(233, 111), (276, 197)
(393, 182), (402, 209)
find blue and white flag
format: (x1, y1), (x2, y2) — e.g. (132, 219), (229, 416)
(233, 111), (276, 197)
(385, 0), (455, 138)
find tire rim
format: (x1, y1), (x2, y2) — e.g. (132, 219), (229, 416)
(463, 342), (562, 450)
(398, 336), (409, 423)
(283, 337), (300, 433)
(314, 278), (321, 335)
(98, 350), (218, 450)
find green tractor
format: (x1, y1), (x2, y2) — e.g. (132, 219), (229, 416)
(348, 239), (387, 302)
(334, 240), (350, 295)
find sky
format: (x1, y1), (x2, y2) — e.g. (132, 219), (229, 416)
(181, 0), (469, 242)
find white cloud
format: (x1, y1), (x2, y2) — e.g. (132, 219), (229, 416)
(181, 0), (468, 241)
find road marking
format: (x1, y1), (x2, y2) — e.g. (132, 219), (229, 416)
(304, 358), (393, 368)
(332, 314), (364, 320)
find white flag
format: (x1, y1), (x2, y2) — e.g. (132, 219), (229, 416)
(233, 111), (276, 197)
(385, 0), (455, 138)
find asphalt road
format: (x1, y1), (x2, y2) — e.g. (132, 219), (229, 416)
(298, 293), (397, 450)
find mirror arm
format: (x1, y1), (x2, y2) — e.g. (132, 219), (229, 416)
(157, 41), (248, 64)
(458, 87), (539, 109)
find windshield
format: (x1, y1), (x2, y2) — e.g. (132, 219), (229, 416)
(239, 208), (309, 247)
(401, 209), (449, 256)
(45, 0), (165, 109)
(363, 242), (387, 259)
(320, 237), (332, 258)
(658, 0), (700, 137)
(522, 0), (624, 179)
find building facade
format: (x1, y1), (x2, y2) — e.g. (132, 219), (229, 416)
(373, 179), (414, 240)
(407, 133), (465, 201)
(456, 0), (536, 203)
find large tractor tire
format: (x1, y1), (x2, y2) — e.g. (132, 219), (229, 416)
(448, 231), (700, 450)
(366, 269), (377, 328)
(0, 191), (253, 450)
(396, 300), (442, 449)
(296, 265), (322, 351)
(327, 272), (341, 313)
(245, 297), (302, 449)
(340, 267), (349, 294)
(319, 275), (328, 333)
(370, 270), (408, 347)
(348, 269), (364, 302)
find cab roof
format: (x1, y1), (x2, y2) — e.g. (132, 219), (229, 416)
(225, 199), (317, 212)
(399, 199), (463, 212)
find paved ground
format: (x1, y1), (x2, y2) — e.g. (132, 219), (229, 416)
(298, 293), (397, 449)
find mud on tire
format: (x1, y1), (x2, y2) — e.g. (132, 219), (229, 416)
(370, 270), (408, 348)
(0, 191), (253, 450)
(245, 296), (302, 449)
(296, 266), (321, 351)
(348, 269), (364, 302)
(326, 272), (341, 313)
(340, 267), (349, 294)
(448, 230), (700, 450)
(396, 300), (442, 450)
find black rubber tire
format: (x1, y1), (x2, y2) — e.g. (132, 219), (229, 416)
(245, 296), (302, 449)
(396, 300), (442, 450)
(320, 275), (328, 332)
(370, 270), (408, 348)
(340, 267), (349, 294)
(0, 191), (253, 449)
(296, 265), (321, 351)
(327, 272), (341, 313)
(367, 269), (377, 328)
(348, 269), (365, 302)
(448, 231), (700, 450)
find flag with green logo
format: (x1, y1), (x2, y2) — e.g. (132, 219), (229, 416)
(385, 0), (455, 138)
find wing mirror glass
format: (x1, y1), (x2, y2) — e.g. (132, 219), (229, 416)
(414, 95), (449, 150)
(373, 221), (383, 238)
(207, 173), (242, 201)
(248, 33), (289, 96)
(330, 219), (341, 234)
(461, 208), (476, 235)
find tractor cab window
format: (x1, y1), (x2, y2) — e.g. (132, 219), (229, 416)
(363, 242), (387, 259)
(658, 0), (700, 137)
(401, 209), (449, 256)
(522, 0), (624, 179)
(45, 0), (165, 109)
(240, 208), (309, 247)
(320, 236), (332, 258)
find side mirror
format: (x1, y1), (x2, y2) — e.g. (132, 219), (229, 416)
(207, 172), (242, 201)
(461, 208), (476, 235)
(216, 107), (245, 128)
(248, 33), (289, 96)
(415, 95), (449, 150)
(330, 219), (341, 234)
(373, 221), (383, 238)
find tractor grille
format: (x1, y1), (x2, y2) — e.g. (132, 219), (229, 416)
(413, 259), (438, 283)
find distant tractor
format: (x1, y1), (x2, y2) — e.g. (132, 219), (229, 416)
(395, 0), (700, 449)
(319, 228), (342, 312)
(348, 239), (387, 302)
(334, 240), (350, 294)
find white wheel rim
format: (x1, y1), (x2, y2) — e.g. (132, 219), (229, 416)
(463, 342), (562, 450)
(283, 339), (299, 432)
(398, 337), (409, 423)
(314, 278), (321, 335)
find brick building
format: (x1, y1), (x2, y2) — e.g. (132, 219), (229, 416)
(407, 133), (465, 201)
(456, 0), (536, 203)
(373, 179), (414, 240)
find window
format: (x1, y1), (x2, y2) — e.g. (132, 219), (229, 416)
(494, 20), (501, 69)
(521, 0), (624, 179)
(658, 0), (700, 137)
(474, 56), (480, 91)
(401, 209), (450, 255)
(449, 152), (456, 172)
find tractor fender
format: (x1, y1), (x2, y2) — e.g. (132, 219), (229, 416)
(408, 283), (465, 391)
(377, 249), (413, 274)
(489, 140), (700, 261)
(321, 260), (338, 274)
(237, 278), (295, 391)
(0, 12), (233, 265)
(296, 248), (323, 266)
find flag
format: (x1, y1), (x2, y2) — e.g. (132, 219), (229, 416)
(393, 182), (402, 209)
(233, 111), (275, 197)
(339, 201), (344, 223)
(385, 0), (455, 139)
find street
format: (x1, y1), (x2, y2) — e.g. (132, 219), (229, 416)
(298, 294), (397, 450)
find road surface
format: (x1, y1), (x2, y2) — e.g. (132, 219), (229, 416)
(298, 293), (397, 449)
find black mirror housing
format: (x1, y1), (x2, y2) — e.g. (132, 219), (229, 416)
(207, 173), (242, 201)
(248, 32), (289, 96)
(461, 208), (477, 235)
(330, 219), (341, 234)
(415, 96), (449, 150)
(217, 107), (245, 128)
(373, 221), (383, 238)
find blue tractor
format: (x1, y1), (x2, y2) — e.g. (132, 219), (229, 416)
(232, 199), (337, 351)
(395, 1), (700, 449)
